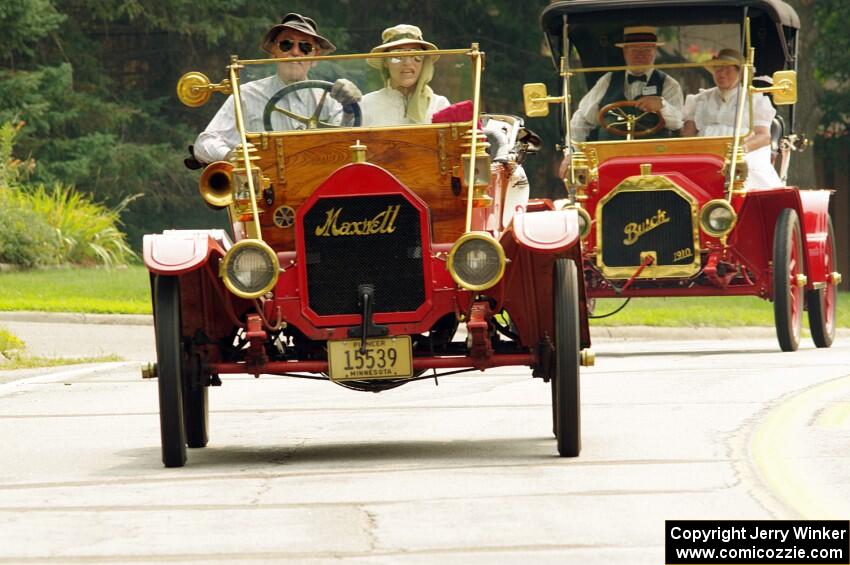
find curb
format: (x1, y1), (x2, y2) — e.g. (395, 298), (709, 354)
(0, 312), (152, 326)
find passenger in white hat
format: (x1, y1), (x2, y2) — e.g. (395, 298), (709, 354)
(569, 26), (683, 142)
(682, 49), (782, 188)
(360, 24), (450, 126)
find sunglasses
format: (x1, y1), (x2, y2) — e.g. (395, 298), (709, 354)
(278, 39), (315, 55)
(388, 50), (425, 64)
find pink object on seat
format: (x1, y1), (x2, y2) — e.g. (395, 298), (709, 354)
(431, 100), (476, 124)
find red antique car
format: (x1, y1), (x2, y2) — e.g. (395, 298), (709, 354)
(524, 0), (840, 351)
(145, 46), (591, 467)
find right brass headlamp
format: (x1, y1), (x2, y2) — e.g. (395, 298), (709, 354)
(220, 239), (280, 299)
(700, 199), (737, 238)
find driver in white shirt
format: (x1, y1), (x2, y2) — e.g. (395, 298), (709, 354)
(570, 26), (683, 142)
(194, 13), (362, 164)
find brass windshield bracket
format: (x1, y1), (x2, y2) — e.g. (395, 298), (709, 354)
(275, 138), (285, 185)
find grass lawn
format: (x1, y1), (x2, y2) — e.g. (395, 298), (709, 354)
(0, 265), (151, 314)
(589, 294), (849, 328)
(0, 265), (846, 328)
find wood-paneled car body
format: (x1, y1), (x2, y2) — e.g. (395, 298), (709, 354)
(145, 46), (591, 467)
(526, 0), (840, 351)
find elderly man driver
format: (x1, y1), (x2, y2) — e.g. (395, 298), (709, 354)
(570, 26), (683, 142)
(194, 13), (361, 164)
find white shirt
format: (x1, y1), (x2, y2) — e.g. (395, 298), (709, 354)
(360, 86), (450, 126)
(194, 74), (345, 164)
(569, 70), (684, 142)
(683, 86), (782, 188)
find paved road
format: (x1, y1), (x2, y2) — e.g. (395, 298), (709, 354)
(0, 324), (848, 563)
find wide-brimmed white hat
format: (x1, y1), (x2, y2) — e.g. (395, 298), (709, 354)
(615, 26), (665, 48)
(367, 24), (438, 68)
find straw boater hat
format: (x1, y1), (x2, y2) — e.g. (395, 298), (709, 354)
(711, 48), (743, 68)
(260, 13), (336, 54)
(615, 26), (665, 47)
(367, 24), (438, 68)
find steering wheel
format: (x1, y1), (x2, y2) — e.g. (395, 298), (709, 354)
(596, 100), (665, 138)
(262, 80), (362, 131)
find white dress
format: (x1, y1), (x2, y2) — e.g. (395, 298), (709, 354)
(683, 87), (783, 189)
(360, 87), (450, 126)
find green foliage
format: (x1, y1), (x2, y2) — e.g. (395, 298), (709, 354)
(18, 184), (138, 267)
(813, 0), (850, 132)
(0, 189), (61, 267)
(0, 0), (65, 60)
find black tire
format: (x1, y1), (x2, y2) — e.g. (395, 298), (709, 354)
(155, 275), (187, 467)
(551, 373), (558, 438)
(183, 359), (209, 449)
(552, 259), (581, 457)
(807, 217), (837, 348)
(773, 209), (804, 352)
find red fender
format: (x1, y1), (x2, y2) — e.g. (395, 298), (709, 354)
(730, 188), (833, 290)
(799, 189), (834, 286)
(143, 230), (231, 276)
(510, 206), (581, 253)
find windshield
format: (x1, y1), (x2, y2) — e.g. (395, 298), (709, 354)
(564, 22), (769, 144)
(233, 52), (474, 134)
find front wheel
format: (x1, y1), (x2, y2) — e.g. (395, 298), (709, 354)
(154, 275), (187, 467)
(552, 259), (581, 457)
(772, 209), (804, 352)
(807, 217), (837, 348)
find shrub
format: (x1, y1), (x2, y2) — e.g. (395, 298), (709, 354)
(0, 188), (60, 267)
(22, 184), (138, 267)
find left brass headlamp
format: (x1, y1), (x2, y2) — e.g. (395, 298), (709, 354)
(448, 232), (505, 291)
(220, 240), (280, 299)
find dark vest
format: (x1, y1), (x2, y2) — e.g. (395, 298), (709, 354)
(591, 70), (673, 141)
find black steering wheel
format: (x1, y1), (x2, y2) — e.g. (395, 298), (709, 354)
(262, 80), (362, 131)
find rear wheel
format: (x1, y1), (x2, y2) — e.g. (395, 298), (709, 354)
(551, 259), (581, 457)
(155, 275), (187, 467)
(807, 217), (837, 348)
(773, 209), (804, 352)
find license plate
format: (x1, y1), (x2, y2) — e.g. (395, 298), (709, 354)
(327, 336), (413, 381)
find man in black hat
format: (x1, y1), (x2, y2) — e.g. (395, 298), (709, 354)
(194, 13), (361, 164)
(569, 26), (683, 142)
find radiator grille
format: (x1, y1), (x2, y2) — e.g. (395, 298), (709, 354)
(600, 189), (696, 270)
(302, 195), (425, 315)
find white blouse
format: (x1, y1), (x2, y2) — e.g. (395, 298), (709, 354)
(683, 86), (782, 188)
(360, 86), (450, 126)
(683, 86), (775, 137)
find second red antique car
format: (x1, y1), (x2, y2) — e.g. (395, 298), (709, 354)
(525, 0), (840, 352)
(145, 45), (591, 467)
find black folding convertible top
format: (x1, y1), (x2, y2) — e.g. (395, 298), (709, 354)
(541, 0), (798, 76)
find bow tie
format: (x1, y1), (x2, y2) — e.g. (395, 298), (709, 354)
(627, 73), (649, 84)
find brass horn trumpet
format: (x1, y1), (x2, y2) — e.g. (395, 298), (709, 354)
(198, 161), (234, 208)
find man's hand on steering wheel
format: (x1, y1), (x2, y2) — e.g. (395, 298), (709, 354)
(596, 100), (665, 138)
(262, 79), (362, 131)
(633, 95), (663, 113)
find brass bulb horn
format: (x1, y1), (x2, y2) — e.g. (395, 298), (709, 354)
(198, 161), (235, 208)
